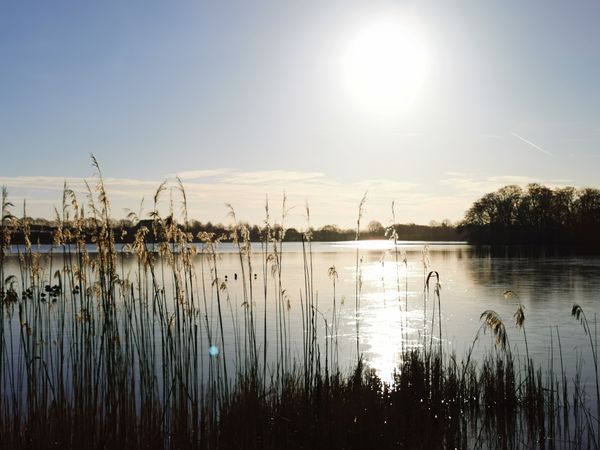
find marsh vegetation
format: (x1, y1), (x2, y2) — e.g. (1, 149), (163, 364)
(1, 163), (599, 449)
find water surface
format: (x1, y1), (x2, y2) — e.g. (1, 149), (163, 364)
(4, 240), (599, 383)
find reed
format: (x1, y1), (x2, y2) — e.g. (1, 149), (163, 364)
(354, 193), (367, 361)
(0, 160), (599, 449)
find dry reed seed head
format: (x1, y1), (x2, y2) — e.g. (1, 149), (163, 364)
(282, 289), (291, 310)
(225, 202), (237, 222)
(1, 186), (12, 208)
(480, 310), (508, 351)
(4, 274), (16, 287)
(355, 193), (368, 239)
(513, 305), (525, 328)
(219, 281), (228, 292)
(571, 304), (588, 333)
(572, 303), (583, 320)
(385, 225), (399, 241)
(421, 245), (430, 269)
(425, 270), (440, 287)
(153, 180), (167, 206)
(125, 211), (138, 225)
(304, 200), (311, 219)
(303, 230), (314, 242)
(240, 224), (250, 242)
(197, 231), (215, 244)
(328, 266), (338, 280)
(228, 227), (239, 244)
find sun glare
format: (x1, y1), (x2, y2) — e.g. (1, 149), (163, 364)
(342, 18), (428, 115)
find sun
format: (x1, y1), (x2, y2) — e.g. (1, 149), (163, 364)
(342, 17), (428, 115)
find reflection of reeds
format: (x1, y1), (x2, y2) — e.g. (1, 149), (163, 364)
(0, 159), (599, 448)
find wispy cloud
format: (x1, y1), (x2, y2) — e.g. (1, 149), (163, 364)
(169, 169), (234, 180)
(218, 170), (326, 185)
(510, 132), (554, 156)
(3, 169), (575, 228)
(166, 169), (327, 185)
(0, 170), (459, 227)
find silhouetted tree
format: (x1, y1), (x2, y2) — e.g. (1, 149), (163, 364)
(460, 184), (600, 247)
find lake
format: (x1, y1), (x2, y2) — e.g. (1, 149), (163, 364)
(210, 240), (600, 382)
(3, 240), (599, 384)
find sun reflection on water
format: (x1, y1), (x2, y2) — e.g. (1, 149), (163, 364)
(360, 299), (422, 383)
(356, 255), (427, 383)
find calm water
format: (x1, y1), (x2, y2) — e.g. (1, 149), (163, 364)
(4, 240), (600, 382)
(211, 240), (600, 382)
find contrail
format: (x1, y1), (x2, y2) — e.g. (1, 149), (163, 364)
(510, 132), (554, 156)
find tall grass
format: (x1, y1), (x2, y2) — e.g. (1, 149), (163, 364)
(0, 161), (599, 449)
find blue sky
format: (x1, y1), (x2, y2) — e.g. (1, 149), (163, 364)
(1, 1), (599, 227)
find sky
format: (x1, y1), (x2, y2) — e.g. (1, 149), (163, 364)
(1, 0), (599, 228)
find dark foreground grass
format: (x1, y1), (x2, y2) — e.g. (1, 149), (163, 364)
(0, 162), (599, 449)
(0, 345), (585, 449)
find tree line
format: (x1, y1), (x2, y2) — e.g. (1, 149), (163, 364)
(459, 183), (600, 247)
(6, 217), (461, 245)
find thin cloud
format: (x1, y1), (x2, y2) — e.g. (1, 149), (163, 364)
(167, 168), (328, 185)
(219, 170), (326, 185)
(510, 132), (554, 156)
(0, 170), (463, 227)
(1, 170), (580, 227)
(170, 169), (234, 180)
